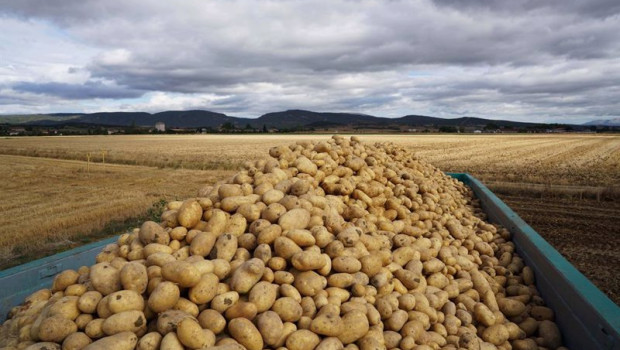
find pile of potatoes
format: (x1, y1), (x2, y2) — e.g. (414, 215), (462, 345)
(0, 136), (566, 350)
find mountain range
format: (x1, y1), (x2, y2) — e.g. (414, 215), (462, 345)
(0, 109), (615, 129)
(582, 118), (620, 126)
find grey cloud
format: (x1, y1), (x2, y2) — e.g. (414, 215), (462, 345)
(0, 0), (618, 122)
(12, 81), (144, 99)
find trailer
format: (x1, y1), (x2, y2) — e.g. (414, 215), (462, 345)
(0, 173), (618, 348)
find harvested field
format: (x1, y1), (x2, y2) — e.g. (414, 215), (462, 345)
(0, 134), (618, 186)
(497, 194), (620, 305)
(0, 155), (232, 268)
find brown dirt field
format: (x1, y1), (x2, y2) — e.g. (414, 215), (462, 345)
(498, 193), (620, 305)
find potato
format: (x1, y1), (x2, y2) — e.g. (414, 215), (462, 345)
(119, 262), (148, 294)
(274, 236), (303, 259)
(198, 309), (227, 334)
(211, 291), (240, 313)
(539, 320), (562, 349)
(177, 318), (215, 349)
(139, 221), (170, 245)
(62, 332), (92, 350)
(474, 303), (496, 327)
(25, 343), (61, 350)
(279, 208), (311, 231)
(101, 310), (146, 335)
(137, 332), (163, 350)
(52, 270), (80, 292)
(107, 290), (144, 314)
(332, 256), (361, 273)
(294, 271), (327, 296)
(310, 307), (344, 336)
(338, 310), (369, 344)
(188, 273), (219, 304)
(49, 296), (80, 320)
(256, 311), (284, 346)
(161, 261), (200, 287)
(229, 258), (265, 293)
(212, 233), (238, 261)
(512, 338), (538, 350)
(498, 297), (526, 317)
(177, 200), (203, 228)
(292, 250), (326, 271)
(38, 316), (77, 342)
(189, 232), (218, 257)
(228, 318), (263, 350)
(284, 329), (320, 350)
(294, 156), (317, 175)
(263, 189), (285, 205)
(84, 319), (105, 339)
(148, 281), (180, 313)
(481, 324), (510, 345)
(272, 297), (303, 322)
(89, 263), (121, 296)
(64, 284), (87, 297)
(156, 310), (193, 335)
(160, 332), (184, 350)
(75, 314), (94, 330)
(225, 301), (258, 320)
(249, 281), (278, 312)
(82, 331), (138, 350)
(221, 195), (260, 212)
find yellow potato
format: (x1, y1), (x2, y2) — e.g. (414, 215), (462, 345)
(188, 273), (219, 304)
(89, 263), (121, 296)
(198, 309), (227, 335)
(229, 258), (265, 293)
(62, 332), (92, 350)
(102, 310), (146, 335)
(228, 318), (263, 350)
(120, 262), (148, 294)
(139, 221), (170, 245)
(161, 261), (201, 287)
(37, 315), (78, 342)
(286, 329), (320, 350)
(137, 332), (163, 350)
(177, 318), (215, 349)
(177, 200), (203, 229)
(148, 281), (180, 313)
(279, 208), (311, 231)
(83, 331), (138, 350)
(52, 270), (80, 292)
(107, 290), (144, 314)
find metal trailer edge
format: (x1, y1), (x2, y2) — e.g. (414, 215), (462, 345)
(0, 173), (617, 349)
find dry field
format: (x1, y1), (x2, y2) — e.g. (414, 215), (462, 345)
(0, 154), (232, 268)
(0, 134), (618, 302)
(1, 134), (618, 186)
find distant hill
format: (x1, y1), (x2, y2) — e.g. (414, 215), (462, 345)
(393, 115), (539, 128)
(0, 109), (590, 130)
(255, 110), (385, 129)
(583, 118), (620, 126)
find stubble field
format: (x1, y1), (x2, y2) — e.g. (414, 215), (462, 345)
(0, 134), (618, 302)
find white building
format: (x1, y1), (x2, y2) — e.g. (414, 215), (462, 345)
(155, 122), (165, 132)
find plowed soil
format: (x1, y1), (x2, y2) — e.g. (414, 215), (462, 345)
(498, 194), (620, 305)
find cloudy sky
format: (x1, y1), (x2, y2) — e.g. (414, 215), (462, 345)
(1, 0), (619, 123)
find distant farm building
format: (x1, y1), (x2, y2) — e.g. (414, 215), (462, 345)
(155, 122), (166, 132)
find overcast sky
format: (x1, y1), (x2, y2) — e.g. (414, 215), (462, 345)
(1, 0), (619, 123)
